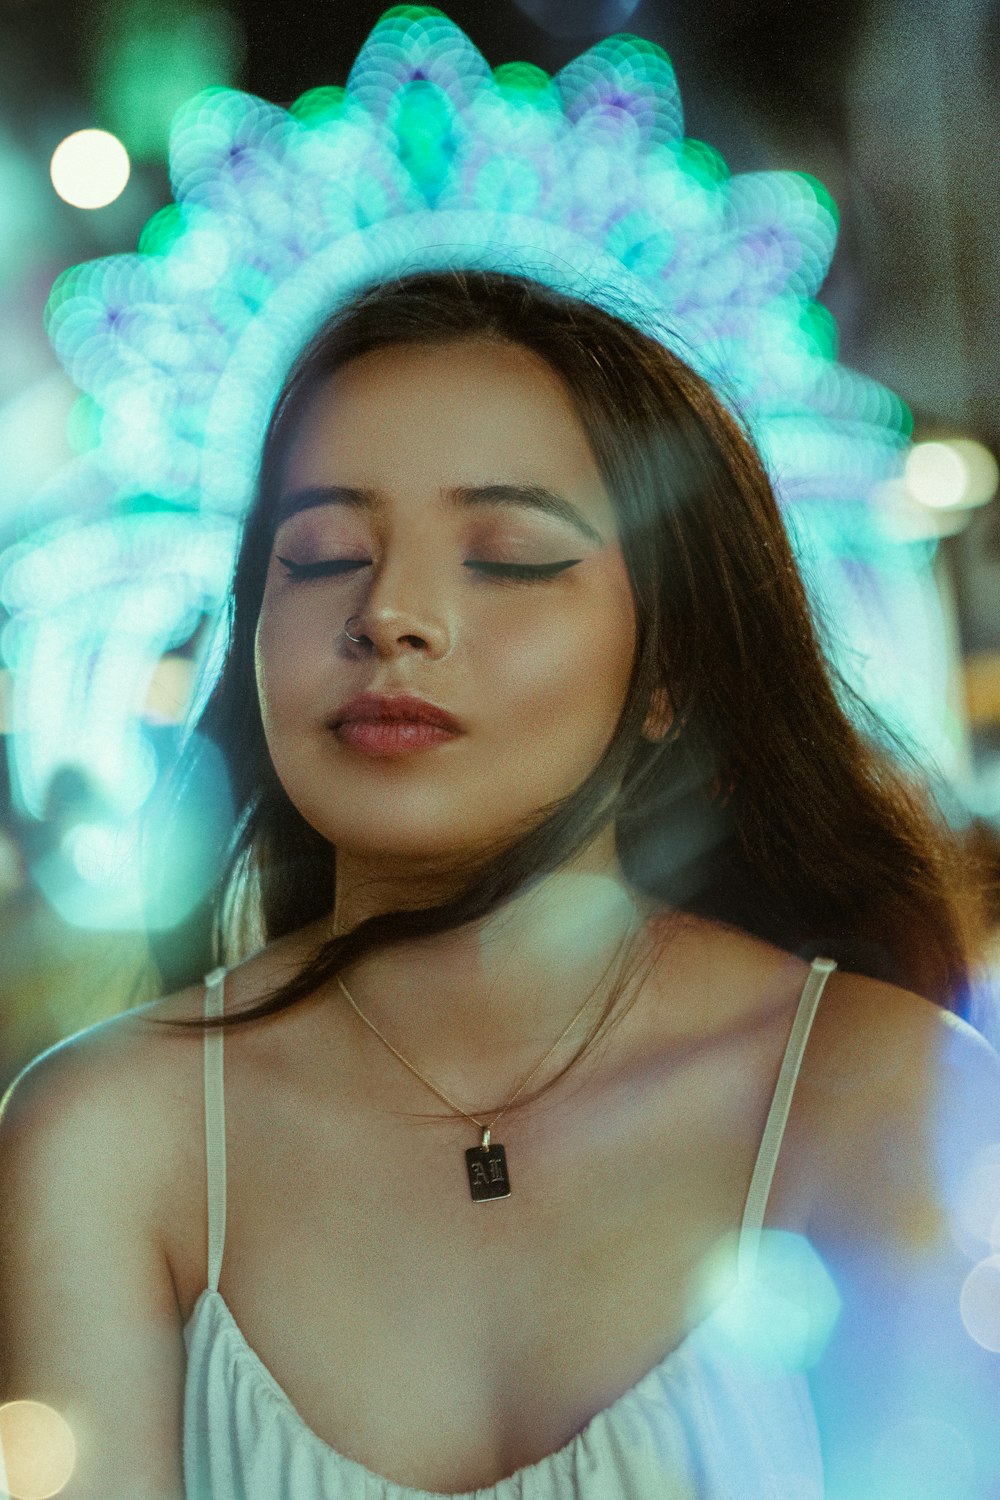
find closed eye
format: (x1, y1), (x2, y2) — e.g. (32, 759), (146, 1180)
(276, 557), (364, 580)
(276, 557), (582, 583)
(470, 560), (582, 581)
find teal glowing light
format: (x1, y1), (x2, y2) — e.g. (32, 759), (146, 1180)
(698, 1229), (842, 1373)
(0, 4), (966, 924)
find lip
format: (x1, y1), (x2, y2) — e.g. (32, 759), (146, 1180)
(333, 720), (459, 756)
(331, 691), (462, 733)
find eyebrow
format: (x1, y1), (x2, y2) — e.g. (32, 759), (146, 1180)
(272, 483), (605, 545)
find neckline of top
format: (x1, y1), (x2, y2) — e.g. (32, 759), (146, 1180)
(185, 1281), (741, 1497)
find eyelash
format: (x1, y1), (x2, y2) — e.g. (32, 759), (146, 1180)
(275, 557), (581, 584)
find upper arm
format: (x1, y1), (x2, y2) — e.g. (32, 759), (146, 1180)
(803, 985), (1000, 1493)
(0, 1027), (187, 1500)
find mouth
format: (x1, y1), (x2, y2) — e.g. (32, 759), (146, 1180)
(331, 718), (461, 756)
(330, 692), (462, 734)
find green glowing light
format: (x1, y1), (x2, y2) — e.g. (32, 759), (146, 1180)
(66, 395), (103, 454)
(290, 86), (348, 128)
(89, 0), (242, 161)
(800, 300), (838, 361)
(0, 128), (51, 282)
(381, 3), (448, 20)
(138, 204), (186, 257)
(493, 61), (553, 101)
(679, 138), (729, 187)
(394, 81), (458, 206)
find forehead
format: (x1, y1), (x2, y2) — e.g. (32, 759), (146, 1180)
(281, 338), (610, 514)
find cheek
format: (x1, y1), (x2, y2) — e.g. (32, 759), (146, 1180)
(490, 571), (636, 731)
(253, 602), (311, 736)
(253, 610), (278, 722)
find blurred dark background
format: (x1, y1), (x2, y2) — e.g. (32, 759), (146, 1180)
(1, 0), (999, 1087)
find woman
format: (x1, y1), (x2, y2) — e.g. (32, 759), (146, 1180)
(2, 268), (998, 1499)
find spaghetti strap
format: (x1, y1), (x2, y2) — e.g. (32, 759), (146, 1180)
(202, 966), (228, 1295)
(737, 955), (838, 1278)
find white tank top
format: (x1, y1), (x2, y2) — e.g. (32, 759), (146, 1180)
(182, 955), (838, 1499)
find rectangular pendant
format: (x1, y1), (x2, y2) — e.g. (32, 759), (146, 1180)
(465, 1141), (511, 1201)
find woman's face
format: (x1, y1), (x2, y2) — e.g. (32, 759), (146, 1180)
(254, 336), (639, 874)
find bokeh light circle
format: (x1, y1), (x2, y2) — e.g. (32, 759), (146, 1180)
(948, 438), (999, 507)
(693, 1229), (841, 1372)
(0, 1399), (76, 1499)
(906, 440), (971, 509)
(952, 1144), (1000, 1257)
(959, 1253), (1000, 1353)
(871, 1414), (977, 1500)
(63, 821), (132, 886)
(50, 129), (131, 209)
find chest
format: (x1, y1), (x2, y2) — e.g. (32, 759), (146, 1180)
(171, 999), (807, 1492)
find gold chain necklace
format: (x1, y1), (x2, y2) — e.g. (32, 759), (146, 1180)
(335, 923), (639, 1202)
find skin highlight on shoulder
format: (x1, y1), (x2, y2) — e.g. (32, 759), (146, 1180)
(790, 969), (1000, 1258)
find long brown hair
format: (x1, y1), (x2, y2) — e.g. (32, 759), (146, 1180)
(148, 267), (990, 1100)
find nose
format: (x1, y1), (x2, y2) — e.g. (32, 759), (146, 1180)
(341, 606), (450, 659)
(338, 541), (454, 659)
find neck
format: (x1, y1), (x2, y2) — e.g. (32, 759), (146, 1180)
(307, 830), (663, 1109)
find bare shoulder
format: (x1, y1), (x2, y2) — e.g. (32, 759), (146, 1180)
(1, 978), (208, 1124)
(793, 971), (1000, 1485)
(0, 987), (217, 1495)
(0, 980), (209, 1255)
(0, 919), (357, 1224)
(0, 922), (315, 1138)
(795, 965), (1000, 1247)
(805, 966), (1000, 1133)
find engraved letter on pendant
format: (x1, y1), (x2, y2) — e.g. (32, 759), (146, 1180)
(465, 1142), (511, 1201)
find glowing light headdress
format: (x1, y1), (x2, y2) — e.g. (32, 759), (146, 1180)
(0, 5), (963, 926)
